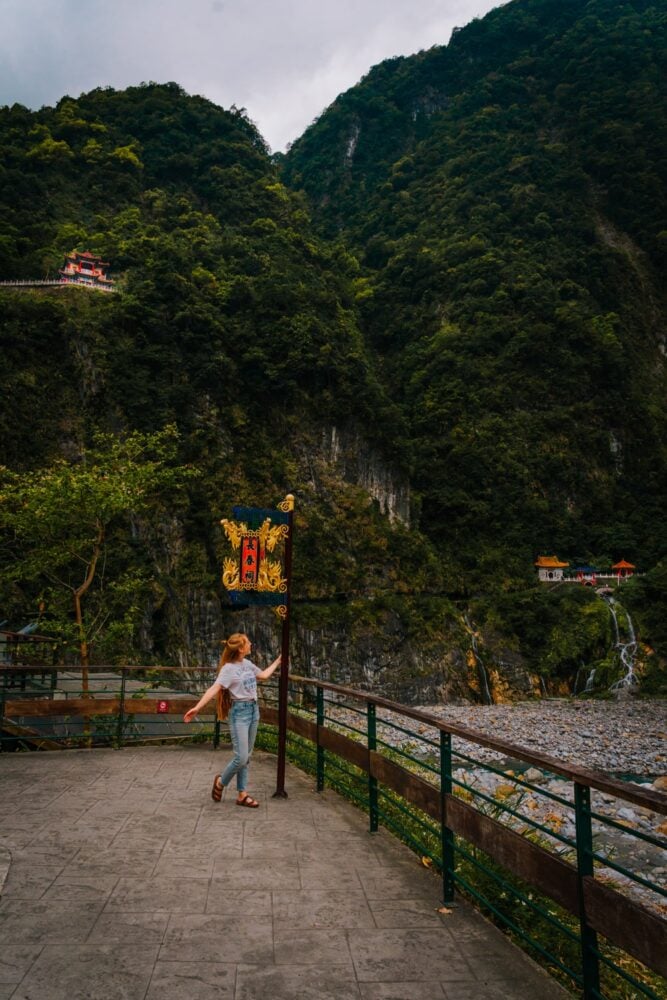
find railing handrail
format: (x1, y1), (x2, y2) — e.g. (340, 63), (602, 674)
(2, 662), (665, 815)
(289, 674), (667, 815)
(0, 664), (214, 673)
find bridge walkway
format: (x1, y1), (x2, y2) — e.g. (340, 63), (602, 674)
(0, 745), (568, 999)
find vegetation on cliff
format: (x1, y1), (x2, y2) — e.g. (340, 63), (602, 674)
(1, 0), (666, 693)
(282, 0), (667, 684)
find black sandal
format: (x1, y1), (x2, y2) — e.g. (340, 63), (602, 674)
(236, 793), (259, 808)
(211, 776), (223, 802)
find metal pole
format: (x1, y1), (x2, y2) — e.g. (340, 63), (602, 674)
(316, 685), (325, 792)
(574, 782), (600, 998)
(0, 670), (7, 753)
(441, 731), (456, 904)
(274, 496), (294, 798)
(115, 668), (126, 749)
(368, 702), (378, 832)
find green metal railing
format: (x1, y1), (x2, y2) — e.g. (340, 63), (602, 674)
(265, 677), (667, 1000)
(1, 665), (665, 999)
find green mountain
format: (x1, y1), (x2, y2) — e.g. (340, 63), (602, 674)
(0, 83), (445, 682)
(1, 0), (666, 696)
(283, 0), (667, 574)
(281, 0), (667, 687)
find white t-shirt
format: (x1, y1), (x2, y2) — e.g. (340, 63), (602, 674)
(214, 658), (260, 701)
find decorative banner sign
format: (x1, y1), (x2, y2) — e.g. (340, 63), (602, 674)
(220, 495), (294, 619)
(219, 494), (295, 798)
(157, 700), (169, 714)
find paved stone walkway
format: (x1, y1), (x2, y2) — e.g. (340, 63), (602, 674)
(0, 745), (569, 999)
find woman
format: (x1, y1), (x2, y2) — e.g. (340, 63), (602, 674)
(183, 633), (281, 807)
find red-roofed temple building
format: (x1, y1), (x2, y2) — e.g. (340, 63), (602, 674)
(612, 559), (636, 579)
(535, 556), (640, 585)
(59, 251), (114, 291)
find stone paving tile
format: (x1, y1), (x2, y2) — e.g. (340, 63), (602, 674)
(108, 830), (170, 853)
(49, 815), (129, 840)
(299, 861), (364, 891)
(242, 818), (319, 841)
(360, 985), (446, 1000)
(159, 913), (274, 964)
(153, 854), (217, 878)
(164, 828), (243, 856)
(0, 899), (104, 944)
(0, 946), (43, 985)
(0, 862), (63, 899)
(0, 985), (16, 999)
(145, 960), (236, 1000)
(0, 831), (34, 852)
(105, 875), (210, 913)
(10, 942), (159, 1000)
(41, 873), (119, 902)
(295, 838), (384, 868)
(456, 941), (557, 987)
(272, 890), (376, 929)
(118, 810), (201, 838)
(205, 889), (272, 915)
(16, 830), (101, 863)
(442, 982), (557, 1000)
(273, 927), (355, 968)
(210, 858), (300, 889)
(357, 864), (440, 901)
(61, 846), (160, 877)
(236, 963), (362, 1000)
(0, 811), (51, 835)
(87, 910), (170, 944)
(368, 897), (450, 928)
(348, 928), (474, 983)
(242, 838), (298, 859)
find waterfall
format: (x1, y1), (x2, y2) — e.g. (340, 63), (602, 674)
(601, 595), (639, 692)
(584, 667), (596, 692)
(464, 615), (493, 705)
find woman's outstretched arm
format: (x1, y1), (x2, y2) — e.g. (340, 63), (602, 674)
(257, 655), (281, 681)
(183, 681), (220, 723)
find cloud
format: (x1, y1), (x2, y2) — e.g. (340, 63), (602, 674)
(0, 0), (503, 151)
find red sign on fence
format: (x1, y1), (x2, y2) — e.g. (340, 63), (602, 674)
(157, 700), (169, 714)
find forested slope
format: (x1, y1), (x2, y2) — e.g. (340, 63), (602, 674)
(1, 0), (666, 695)
(0, 84), (450, 685)
(282, 0), (667, 677)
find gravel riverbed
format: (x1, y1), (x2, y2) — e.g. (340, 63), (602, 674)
(324, 696), (667, 914)
(409, 697), (667, 777)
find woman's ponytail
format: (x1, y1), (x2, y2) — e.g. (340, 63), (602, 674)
(216, 632), (247, 720)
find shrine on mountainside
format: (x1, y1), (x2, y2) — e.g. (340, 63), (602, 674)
(59, 251), (114, 291)
(534, 555), (569, 581)
(611, 559), (636, 579)
(535, 555), (639, 585)
(572, 565), (599, 585)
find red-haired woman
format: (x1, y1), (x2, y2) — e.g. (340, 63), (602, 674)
(183, 633), (281, 807)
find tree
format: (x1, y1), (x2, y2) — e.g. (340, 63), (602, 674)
(0, 425), (197, 691)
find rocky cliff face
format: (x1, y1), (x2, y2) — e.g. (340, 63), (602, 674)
(322, 426), (411, 525)
(153, 584), (540, 704)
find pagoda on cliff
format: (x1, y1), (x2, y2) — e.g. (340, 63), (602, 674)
(612, 559), (636, 579)
(534, 555), (569, 581)
(59, 251), (114, 291)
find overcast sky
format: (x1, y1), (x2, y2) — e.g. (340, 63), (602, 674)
(0, 0), (504, 152)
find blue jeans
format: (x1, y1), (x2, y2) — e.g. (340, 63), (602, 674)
(219, 700), (259, 793)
